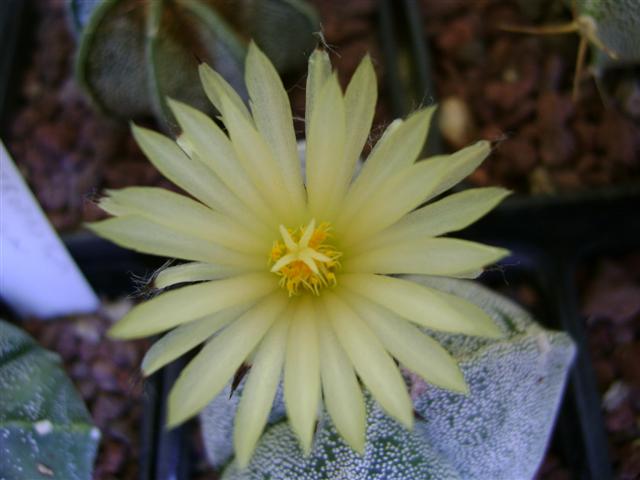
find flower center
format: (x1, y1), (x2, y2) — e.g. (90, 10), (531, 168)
(269, 219), (342, 296)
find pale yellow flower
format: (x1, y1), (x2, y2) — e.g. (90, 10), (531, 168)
(90, 42), (510, 467)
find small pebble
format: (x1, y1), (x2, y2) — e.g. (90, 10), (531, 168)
(438, 96), (476, 149)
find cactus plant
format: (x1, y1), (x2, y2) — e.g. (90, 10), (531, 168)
(574, 0), (640, 69)
(222, 394), (461, 480)
(199, 277), (575, 479)
(71, 0), (319, 129)
(0, 320), (100, 480)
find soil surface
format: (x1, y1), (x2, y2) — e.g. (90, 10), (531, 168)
(579, 253), (640, 480)
(422, 0), (640, 194)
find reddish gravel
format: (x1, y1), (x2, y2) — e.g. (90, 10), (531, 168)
(422, 0), (640, 194)
(579, 254), (640, 480)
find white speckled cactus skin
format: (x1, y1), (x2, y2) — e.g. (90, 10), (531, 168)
(408, 276), (576, 480)
(200, 277), (575, 480)
(576, 0), (640, 67)
(0, 320), (100, 480)
(222, 394), (460, 480)
(200, 381), (286, 469)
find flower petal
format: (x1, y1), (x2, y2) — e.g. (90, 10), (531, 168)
(167, 292), (287, 427)
(344, 238), (509, 276)
(343, 54), (377, 175)
(284, 296), (321, 454)
(360, 187), (511, 252)
(167, 99), (276, 227)
(340, 274), (503, 338)
(220, 94), (301, 225)
(343, 293), (468, 393)
(154, 262), (238, 289)
(305, 49), (332, 139)
(234, 315), (289, 467)
(87, 216), (262, 268)
(336, 107), (435, 231)
(421, 141), (492, 200)
(324, 54), (377, 212)
(323, 292), (413, 429)
(340, 161), (445, 247)
(198, 62), (252, 123)
(100, 187), (268, 254)
(446, 269), (484, 279)
(141, 305), (247, 375)
(245, 42), (306, 211)
(317, 313), (366, 454)
(131, 125), (265, 233)
(341, 141), (491, 247)
(306, 73), (347, 219)
(108, 273), (277, 339)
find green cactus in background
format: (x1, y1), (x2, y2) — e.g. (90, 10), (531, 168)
(199, 278), (575, 480)
(0, 320), (100, 480)
(573, 0), (640, 116)
(70, 0), (319, 130)
(575, 0), (640, 69)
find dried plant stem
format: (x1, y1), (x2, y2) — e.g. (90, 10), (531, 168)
(499, 11), (619, 102)
(498, 22), (578, 35)
(573, 35), (589, 102)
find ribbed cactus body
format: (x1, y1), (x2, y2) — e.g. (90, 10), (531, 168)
(70, 0), (319, 129)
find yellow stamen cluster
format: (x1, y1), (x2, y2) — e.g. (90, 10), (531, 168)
(269, 219), (341, 296)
